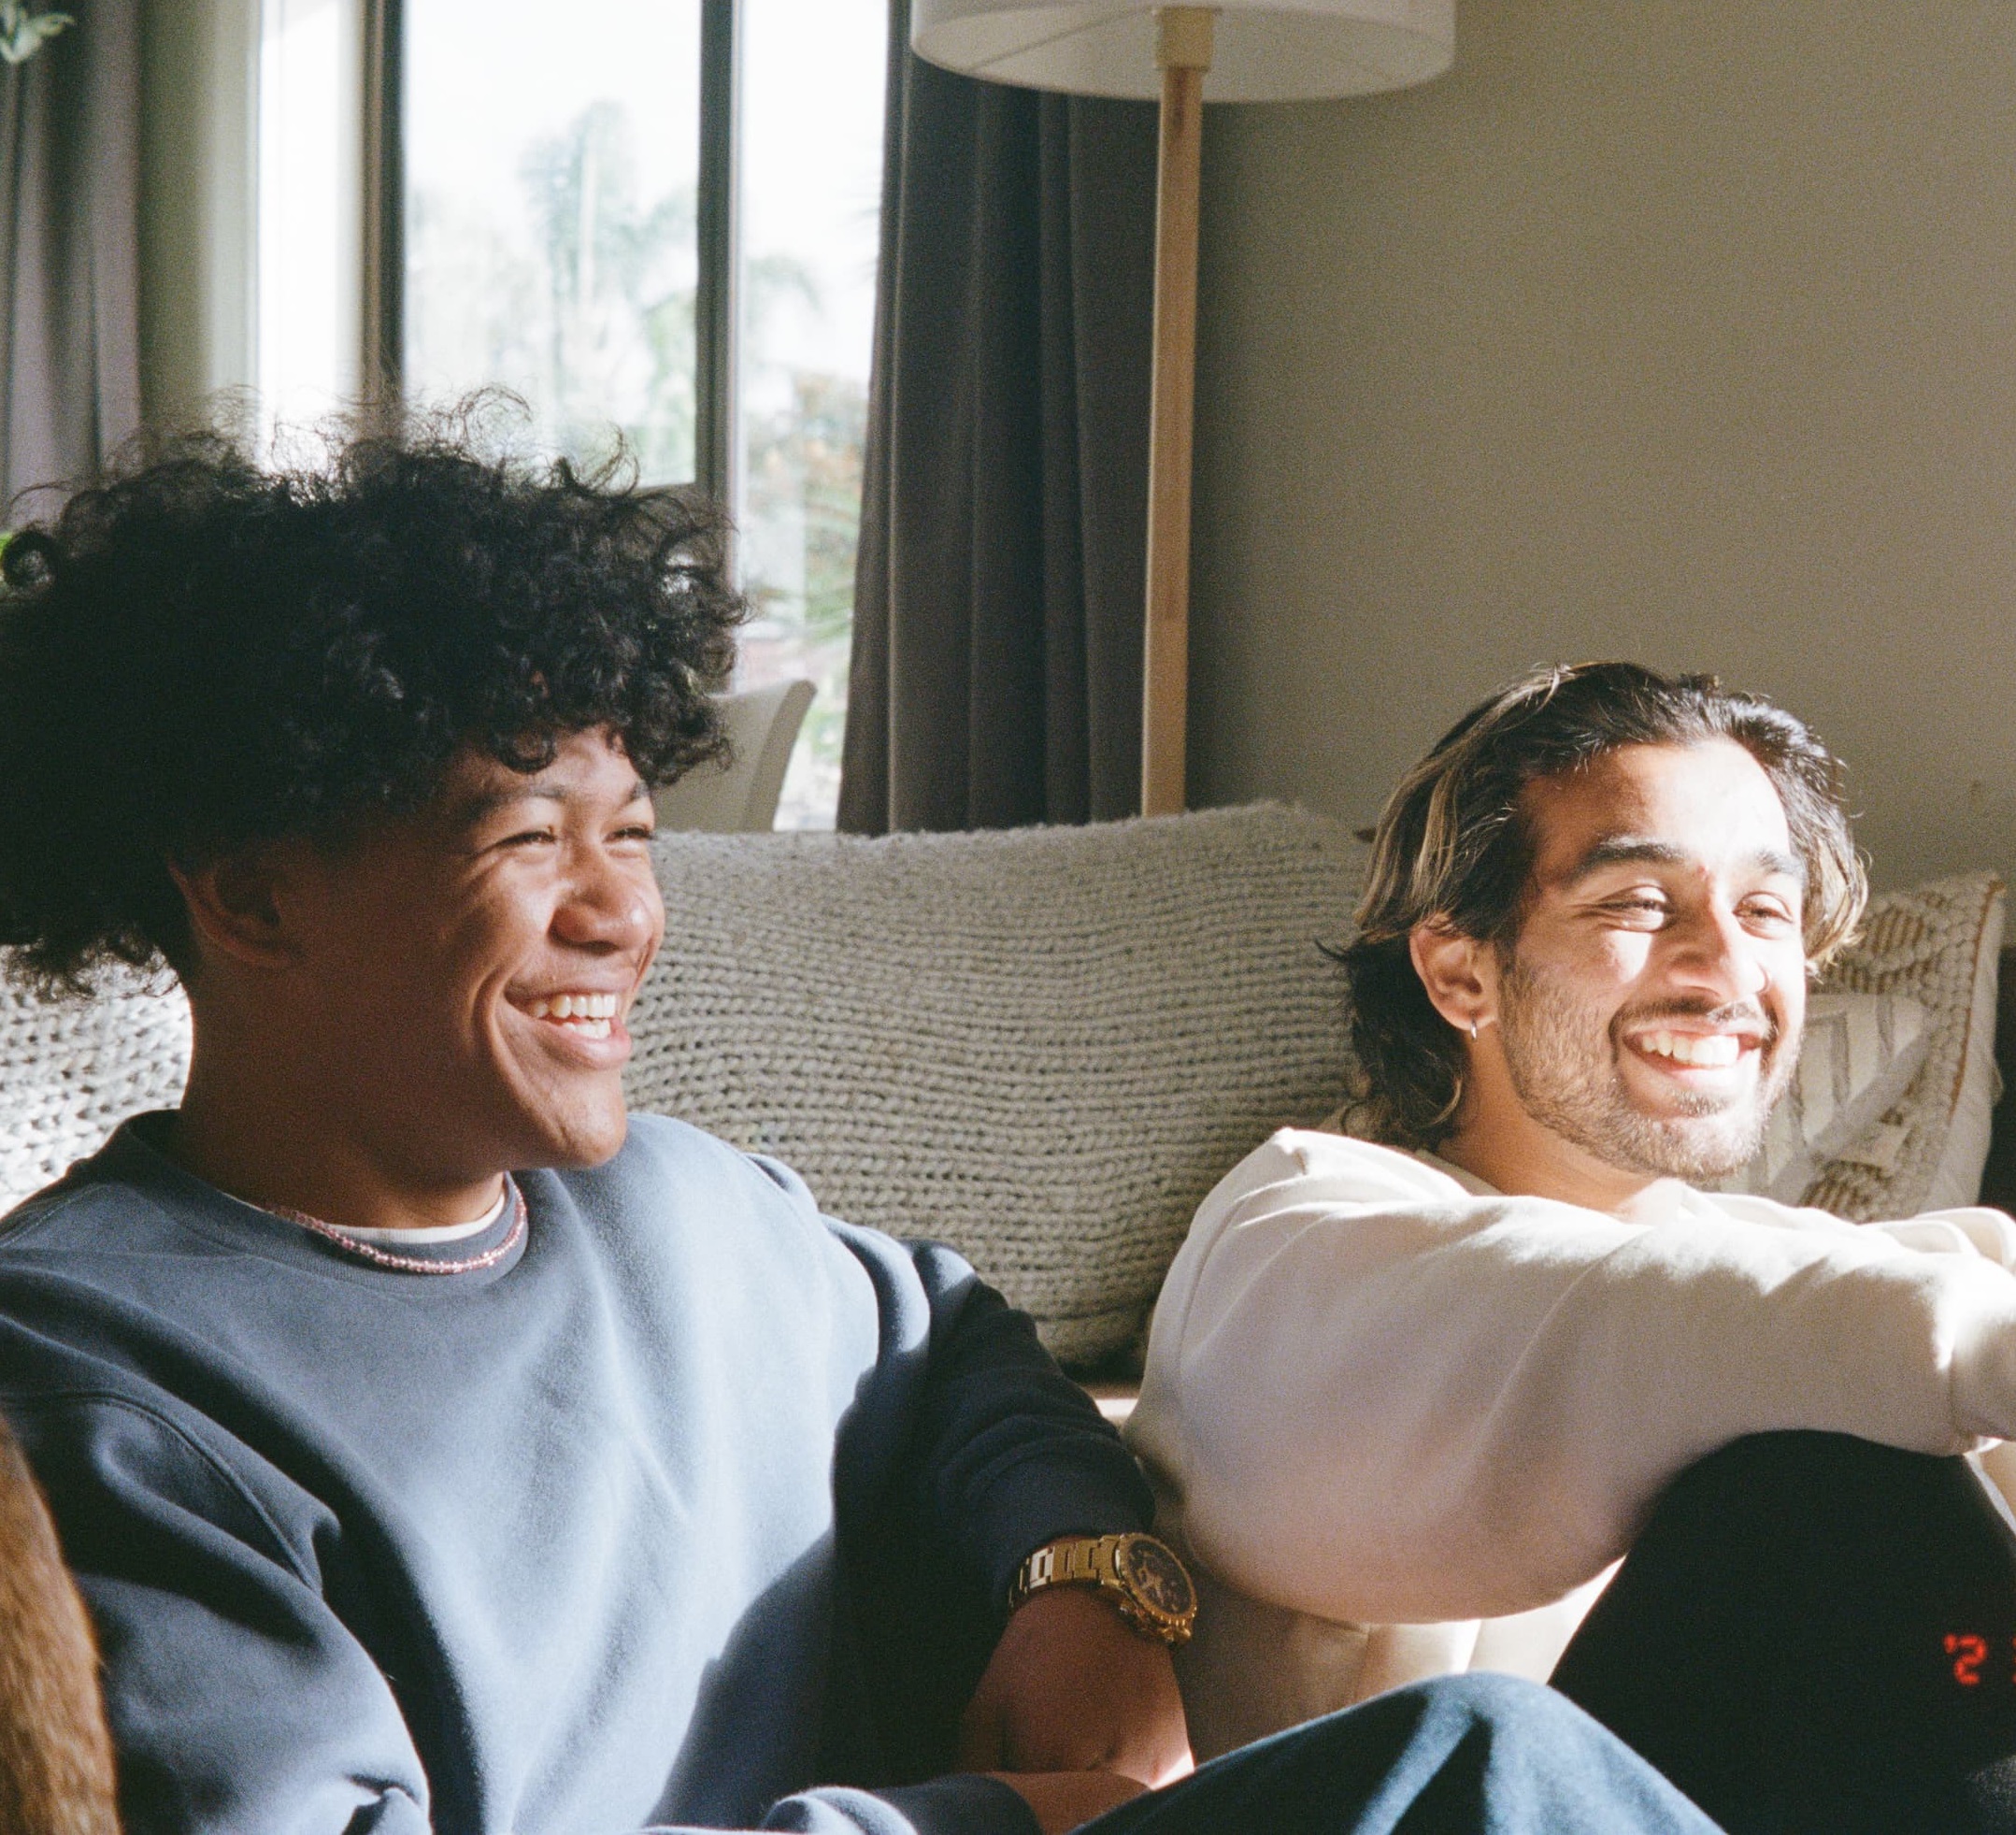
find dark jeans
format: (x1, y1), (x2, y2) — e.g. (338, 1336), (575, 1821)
(1079, 1672), (1719, 1834)
(1553, 1431), (2016, 1834)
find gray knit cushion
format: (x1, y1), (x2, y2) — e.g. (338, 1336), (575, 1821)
(628, 806), (1359, 1366)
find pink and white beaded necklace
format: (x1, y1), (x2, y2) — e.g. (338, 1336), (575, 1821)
(265, 1183), (528, 1277)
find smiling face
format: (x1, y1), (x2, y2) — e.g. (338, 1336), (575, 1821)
(276, 727), (665, 1188)
(1420, 738), (1810, 1204)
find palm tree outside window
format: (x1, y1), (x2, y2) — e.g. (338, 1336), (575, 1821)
(257, 0), (883, 827)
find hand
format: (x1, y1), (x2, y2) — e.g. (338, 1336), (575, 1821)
(959, 1583), (1194, 1788)
(985, 1769), (1149, 1835)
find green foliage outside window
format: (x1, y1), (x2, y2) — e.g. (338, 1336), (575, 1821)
(409, 98), (865, 822)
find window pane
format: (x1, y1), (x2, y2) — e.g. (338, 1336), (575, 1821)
(404, 0), (703, 481)
(737, 0), (885, 829)
(258, 0), (363, 431)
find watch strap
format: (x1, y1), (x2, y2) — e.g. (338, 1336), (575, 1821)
(1013, 1535), (1108, 1602)
(1008, 1531), (1197, 1646)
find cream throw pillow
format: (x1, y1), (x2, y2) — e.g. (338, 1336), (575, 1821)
(1720, 992), (1930, 1207)
(1803, 874), (2005, 1219)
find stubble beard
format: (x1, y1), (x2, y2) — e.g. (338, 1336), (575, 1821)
(1494, 951), (1797, 1183)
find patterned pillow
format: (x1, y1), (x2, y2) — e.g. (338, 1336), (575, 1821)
(629, 806), (1358, 1367)
(1802, 874), (2006, 1219)
(1721, 993), (1930, 1207)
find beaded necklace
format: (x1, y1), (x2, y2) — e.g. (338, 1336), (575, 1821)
(266, 1182), (528, 1276)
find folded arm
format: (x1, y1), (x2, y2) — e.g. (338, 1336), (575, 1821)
(820, 1215), (1190, 1831)
(1128, 1131), (2016, 1627)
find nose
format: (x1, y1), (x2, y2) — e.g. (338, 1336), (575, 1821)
(1666, 897), (1767, 1007)
(551, 847), (660, 953)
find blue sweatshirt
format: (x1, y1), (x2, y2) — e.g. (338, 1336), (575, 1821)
(0, 1112), (1152, 1835)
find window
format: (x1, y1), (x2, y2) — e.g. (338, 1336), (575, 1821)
(403, 0), (703, 484)
(734, 0), (884, 827)
(254, 0), (886, 827)
(256, 0), (365, 427)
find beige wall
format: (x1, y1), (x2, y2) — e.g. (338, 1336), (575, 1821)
(1188, 0), (2016, 894)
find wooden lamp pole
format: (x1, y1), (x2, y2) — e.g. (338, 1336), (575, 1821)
(1140, 6), (1214, 818)
(910, 0), (1451, 816)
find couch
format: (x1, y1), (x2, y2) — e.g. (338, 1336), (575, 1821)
(5, 803), (2004, 1354)
(0, 803), (2009, 1754)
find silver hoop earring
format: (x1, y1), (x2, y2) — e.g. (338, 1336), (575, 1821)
(1468, 1020), (1480, 1040)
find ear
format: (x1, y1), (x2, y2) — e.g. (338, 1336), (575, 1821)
(1408, 922), (1496, 1039)
(165, 848), (302, 973)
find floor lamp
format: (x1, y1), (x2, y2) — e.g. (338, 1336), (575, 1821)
(910, 0), (1453, 815)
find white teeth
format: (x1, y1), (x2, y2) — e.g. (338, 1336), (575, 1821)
(518, 992), (618, 1028)
(1641, 1031), (1743, 1068)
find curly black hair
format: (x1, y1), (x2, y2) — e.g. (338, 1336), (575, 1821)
(0, 405), (745, 991)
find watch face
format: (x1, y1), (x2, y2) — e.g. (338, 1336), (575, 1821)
(1118, 1537), (1195, 1619)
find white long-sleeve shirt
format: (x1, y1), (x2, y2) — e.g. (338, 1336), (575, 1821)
(1128, 1127), (2016, 1633)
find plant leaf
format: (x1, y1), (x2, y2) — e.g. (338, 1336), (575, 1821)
(0, 8), (73, 65)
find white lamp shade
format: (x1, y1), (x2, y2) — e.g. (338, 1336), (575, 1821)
(911, 0), (1453, 103)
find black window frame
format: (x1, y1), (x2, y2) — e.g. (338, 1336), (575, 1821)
(358, 0), (743, 509)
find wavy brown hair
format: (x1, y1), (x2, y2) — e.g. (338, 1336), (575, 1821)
(1338, 662), (1866, 1149)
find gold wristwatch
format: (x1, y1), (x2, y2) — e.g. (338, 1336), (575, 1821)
(1007, 1532), (1197, 1646)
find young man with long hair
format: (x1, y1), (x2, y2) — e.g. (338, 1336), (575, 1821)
(1132, 661), (2016, 1833)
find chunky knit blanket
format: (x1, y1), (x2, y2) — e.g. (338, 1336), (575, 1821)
(0, 968), (189, 1221)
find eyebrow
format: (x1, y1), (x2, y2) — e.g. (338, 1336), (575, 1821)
(1565, 836), (1805, 884)
(449, 775), (653, 829)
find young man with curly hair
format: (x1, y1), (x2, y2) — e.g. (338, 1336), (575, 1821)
(0, 433), (1721, 1835)
(1130, 662), (2016, 1833)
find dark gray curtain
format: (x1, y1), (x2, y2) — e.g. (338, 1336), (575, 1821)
(0, 0), (141, 509)
(838, 0), (1156, 834)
